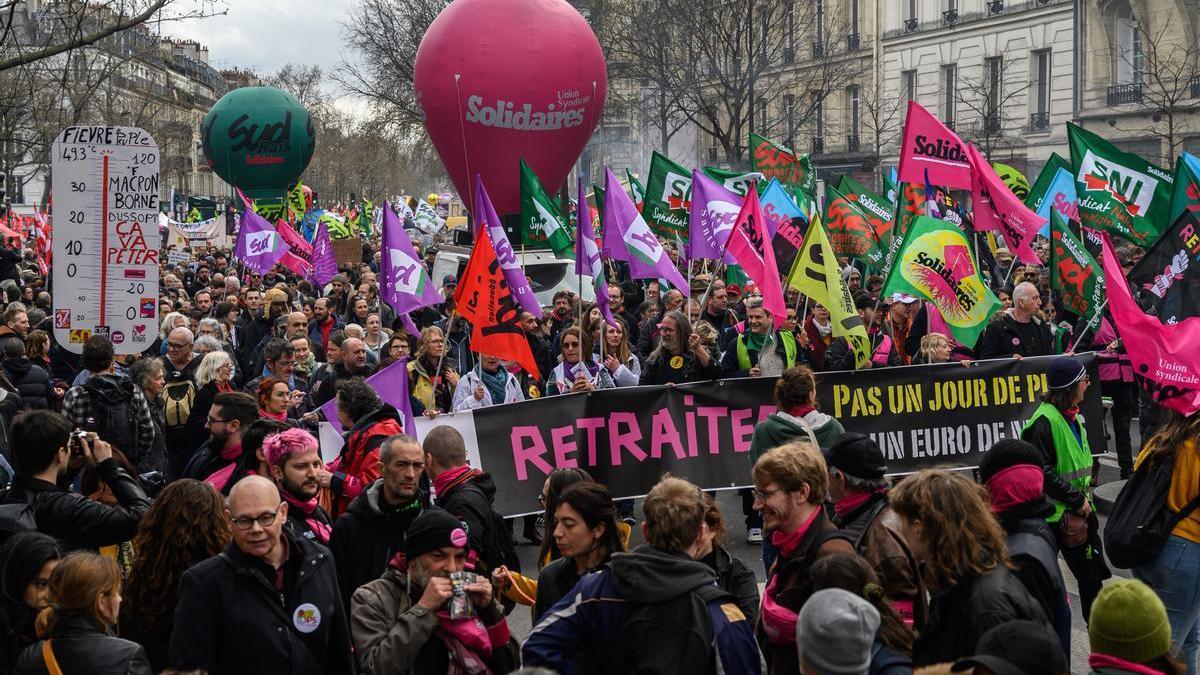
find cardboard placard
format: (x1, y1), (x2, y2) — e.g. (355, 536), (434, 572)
(331, 237), (361, 267)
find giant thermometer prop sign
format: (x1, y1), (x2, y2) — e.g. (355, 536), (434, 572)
(52, 126), (161, 354)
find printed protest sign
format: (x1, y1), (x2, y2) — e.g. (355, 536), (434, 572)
(52, 126), (160, 354)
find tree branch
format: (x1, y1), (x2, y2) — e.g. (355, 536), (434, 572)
(0, 0), (168, 72)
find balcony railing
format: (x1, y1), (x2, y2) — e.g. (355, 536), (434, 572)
(904, 17), (919, 32)
(1107, 83), (1143, 105)
(812, 41), (824, 58)
(847, 135), (861, 152)
(846, 33), (860, 51)
(1029, 112), (1050, 132)
(987, 0), (1004, 15)
(943, 8), (959, 25)
(812, 136), (825, 154)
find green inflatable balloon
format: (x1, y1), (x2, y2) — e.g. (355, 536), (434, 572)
(202, 86), (315, 198)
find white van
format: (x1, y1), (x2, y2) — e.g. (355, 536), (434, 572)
(431, 246), (596, 308)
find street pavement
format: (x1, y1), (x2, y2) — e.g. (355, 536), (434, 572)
(504, 414), (1139, 675)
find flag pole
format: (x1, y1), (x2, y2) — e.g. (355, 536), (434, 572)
(1068, 300), (1108, 353)
(432, 310), (453, 414)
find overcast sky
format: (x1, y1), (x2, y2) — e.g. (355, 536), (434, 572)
(157, 0), (356, 77)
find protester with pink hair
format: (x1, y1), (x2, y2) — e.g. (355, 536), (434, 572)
(263, 427), (332, 544)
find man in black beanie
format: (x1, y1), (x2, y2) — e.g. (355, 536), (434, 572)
(826, 432), (926, 629)
(978, 438), (1071, 660)
(348, 507), (519, 674)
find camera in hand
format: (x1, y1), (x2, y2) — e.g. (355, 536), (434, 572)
(68, 429), (89, 456)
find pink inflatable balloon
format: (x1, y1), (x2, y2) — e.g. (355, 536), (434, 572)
(414, 0), (607, 216)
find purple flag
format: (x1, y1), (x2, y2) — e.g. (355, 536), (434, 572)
(234, 189), (290, 274)
(687, 170), (741, 262)
(381, 200), (441, 316)
(319, 357), (417, 435)
(575, 174), (617, 328)
(474, 176), (542, 317)
(601, 168), (689, 294)
(309, 217), (337, 287)
(398, 313), (420, 337)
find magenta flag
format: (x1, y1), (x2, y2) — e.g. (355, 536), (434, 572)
(726, 184), (786, 325)
(574, 174), (617, 328)
(967, 144), (1042, 264)
(310, 218), (338, 287)
(1100, 233), (1200, 416)
(319, 357), (418, 434)
(233, 189), (291, 274)
(898, 101), (973, 189)
(381, 200), (442, 316)
(474, 176), (543, 317)
(688, 170), (741, 262)
(601, 168), (689, 293)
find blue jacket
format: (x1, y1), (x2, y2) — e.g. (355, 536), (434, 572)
(522, 545), (765, 675)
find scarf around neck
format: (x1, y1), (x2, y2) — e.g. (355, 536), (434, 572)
(282, 491), (330, 543)
(479, 367), (507, 405)
(433, 465), (482, 501)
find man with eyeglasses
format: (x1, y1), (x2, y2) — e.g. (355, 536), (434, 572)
(161, 327), (202, 472)
(329, 434), (427, 610)
(170, 475), (354, 675)
(182, 391), (257, 481)
(245, 338), (309, 414)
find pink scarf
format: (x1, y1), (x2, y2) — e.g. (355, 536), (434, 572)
(770, 503), (821, 558)
(834, 489), (882, 520)
(1087, 653), (1166, 675)
(1061, 406), (1080, 424)
(205, 465), (255, 493)
(259, 408), (288, 422)
(219, 441), (242, 461)
(782, 404), (816, 419)
(282, 491), (330, 543)
(985, 464), (1045, 514)
(434, 465), (480, 501)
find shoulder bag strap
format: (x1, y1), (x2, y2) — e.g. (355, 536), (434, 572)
(42, 639), (64, 675)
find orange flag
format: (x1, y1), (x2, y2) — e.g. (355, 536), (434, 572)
(454, 227), (541, 379)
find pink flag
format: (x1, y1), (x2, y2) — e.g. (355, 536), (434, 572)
(898, 101), (973, 189)
(1100, 233), (1200, 416)
(726, 184), (786, 325)
(967, 144), (1043, 264)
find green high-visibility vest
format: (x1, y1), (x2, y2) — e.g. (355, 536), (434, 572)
(1022, 401), (1092, 523)
(736, 330), (797, 372)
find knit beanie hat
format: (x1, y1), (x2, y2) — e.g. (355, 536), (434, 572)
(1046, 356), (1086, 390)
(1089, 579), (1172, 664)
(404, 507), (469, 559)
(797, 588), (880, 675)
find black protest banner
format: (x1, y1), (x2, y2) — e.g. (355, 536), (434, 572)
(466, 354), (1103, 515)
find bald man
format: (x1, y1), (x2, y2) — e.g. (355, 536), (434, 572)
(169, 476), (354, 675)
(286, 311), (309, 338)
(976, 281), (1053, 359)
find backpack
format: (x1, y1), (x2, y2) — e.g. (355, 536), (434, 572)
(81, 376), (139, 459)
(610, 582), (733, 675)
(1104, 450), (1200, 569)
(0, 492), (37, 543)
(162, 376), (196, 430)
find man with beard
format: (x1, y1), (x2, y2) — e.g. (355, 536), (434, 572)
(265, 427), (332, 545)
(312, 337), (374, 407)
(329, 434), (427, 609)
(170, 476), (354, 675)
(182, 391), (257, 480)
(308, 297), (342, 355)
(546, 290), (573, 344)
(519, 311), (553, 398)
(639, 310), (719, 385)
(719, 297), (802, 378)
(350, 508), (519, 674)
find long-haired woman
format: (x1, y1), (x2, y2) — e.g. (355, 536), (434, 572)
(546, 327), (614, 395)
(121, 479), (229, 671)
(17, 551), (151, 673)
(811, 552), (915, 670)
(0, 533), (61, 673)
(595, 317), (640, 387)
(532, 481), (625, 622)
(890, 469), (1049, 665)
(407, 326), (458, 415)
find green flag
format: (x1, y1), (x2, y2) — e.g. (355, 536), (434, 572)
(519, 159), (574, 258)
(1049, 210), (1105, 332)
(823, 182), (884, 266)
(1068, 123), (1172, 247)
(1025, 153), (1073, 213)
(1169, 153), (1200, 224)
(702, 166), (764, 197)
(837, 176), (895, 253)
(287, 181), (306, 223)
(786, 214), (871, 368)
(883, 170), (900, 208)
(992, 162), (1031, 202)
(642, 151), (692, 240)
(882, 216), (1000, 347)
(626, 170), (645, 209)
(357, 199), (374, 235)
(748, 133), (816, 194)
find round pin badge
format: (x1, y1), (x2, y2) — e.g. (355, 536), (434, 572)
(293, 603), (321, 634)
(669, 355), (684, 369)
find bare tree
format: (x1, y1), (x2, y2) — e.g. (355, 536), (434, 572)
(1109, 21), (1200, 166)
(858, 81), (904, 169)
(953, 56), (1033, 158)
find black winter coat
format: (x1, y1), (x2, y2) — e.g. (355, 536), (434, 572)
(436, 471), (505, 573)
(914, 562), (1050, 666)
(704, 544), (760, 625)
(1, 358), (51, 410)
(328, 480), (425, 609)
(1, 460), (150, 550)
(975, 312), (1053, 360)
(16, 615), (151, 674)
(638, 350), (720, 385)
(169, 528), (355, 675)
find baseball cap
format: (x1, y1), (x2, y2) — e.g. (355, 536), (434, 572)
(442, 274), (457, 287)
(890, 293), (918, 305)
(826, 433), (887, 480)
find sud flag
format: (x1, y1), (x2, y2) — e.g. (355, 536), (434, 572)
(519, 158), (575, 258)
(727, 184), (786, 323)
(380, 200), (441, 316)
(1068, 123), (1172, 247)
(1049, 211), (1106, 329)
(576, 174), (617, 329)
(1100, 231), (1200, 416)
(627, 170), (645, 211)
(881, 215), (1001, 347)
(1127, 209), (1200, 324)
(310, 217), (338, 288)
(641, 151), (692, 241)
(749, 132), (817, 194)
(454, 225), (541, 379)
(967, 144), (1044, 265)
(413, 198), (445, 234)
(687, 170), (741, 262)
(786, 214), (871, 368)
(601, 167), (689, 294)
(234, 188), (290, 274)
(703, 166), (764, 197)
(898, 101), (973, 189)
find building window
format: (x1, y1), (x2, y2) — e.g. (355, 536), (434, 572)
(785, 2), (795, 62)
(1110, 1), (1144, 85)
(784, 94), (796, 147)
(984, 56), (1002, 130)
(815, 0), (825, 51)
(758, 96), (768, 132)
(941, 64), (957, 128)
(902, 69), (917, 103)
(847, 85), (860, 137)
(1032, 49), (1051, 116)
(908, 0), (918, 20)
(849, 0), (859, 35)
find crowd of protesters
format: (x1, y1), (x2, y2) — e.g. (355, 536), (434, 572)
(0, 220), (1192, 675)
